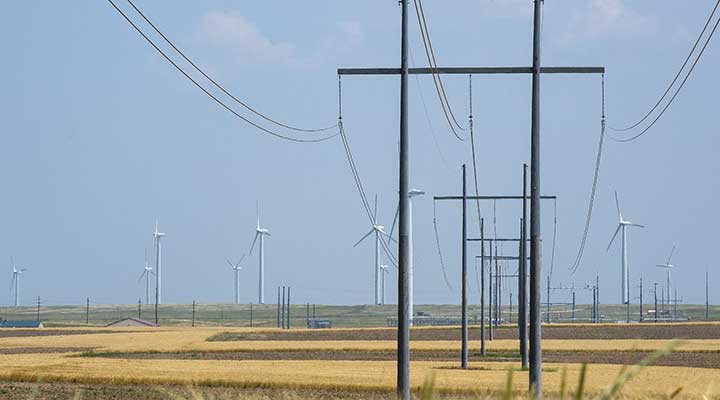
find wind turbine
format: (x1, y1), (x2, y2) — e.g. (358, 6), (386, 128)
(227, 255), (246, 305)
(606, 192), (644, 305)
(380, 264), (389, 305)
(153, 221), (166, 305)
(249, 203), (270, 304)
(9, 257), (27, 307)
(354, 195), (396, 305)
(656, 245), (676, 306)
(138, 249), (154, 305)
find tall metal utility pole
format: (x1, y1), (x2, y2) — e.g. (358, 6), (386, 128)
(192, 300), (196, 328)
(528, 0), (544, 394)
(571, 291), (576, 323)
(520, 163), (528, 368)
(250, 302), (253, 328)
(277, 287), (281, 328)
(546, 276), (551, 323)
(339, 4), (600, 396)
(287, 287), (291, 329)
(639, 278), (643, 322)
(480, 219), (486, 356)
(281, 286), (286, 329)
(461, 165), (468, 369)
(489, 242), (494, 340)
(706, 270), (710, 321)
(596, 275), (600, 323)
(654, 283), (659, 323)
(86, 297), (90, 325)
(36, 296), (41, 322)
(396, 0), (411, 395)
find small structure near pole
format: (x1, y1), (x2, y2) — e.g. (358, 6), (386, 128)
(306, 318), (332, 329)
(1, 320), (44, 328)
(105, 317), (158, 328)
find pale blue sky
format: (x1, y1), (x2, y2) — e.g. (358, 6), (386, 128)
(1, 1), (717, 306)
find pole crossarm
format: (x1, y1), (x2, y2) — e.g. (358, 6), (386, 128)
(475, 255), (529, 261)
(338, 66), (605, 76)
(468, 238), (528, 242)
(434, 195), (556, 201)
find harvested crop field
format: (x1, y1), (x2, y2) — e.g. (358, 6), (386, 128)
(83, 348), (720, 369)
(209, 323), (720, 341)
(0, 329), (130, 338)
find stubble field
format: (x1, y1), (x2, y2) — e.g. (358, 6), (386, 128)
(0, 323), (718, 399)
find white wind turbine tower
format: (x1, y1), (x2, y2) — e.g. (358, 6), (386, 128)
(606, 192), (644, 304)
(249, 204), (270, 304)
(656, 245), (676, 305)
(153, 221), (166, 305)
(9, 257), (27, 307)
(227, 255), (246, 305)
(380, 264), (389, 305)
(354, 195), (395, 305)
(138, 249), (154, 305)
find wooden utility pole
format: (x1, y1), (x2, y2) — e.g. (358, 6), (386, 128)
(192, 300), (196, 327)
(86, 297), (90, 325)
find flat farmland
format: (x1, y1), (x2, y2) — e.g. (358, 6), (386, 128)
(0, 324), (718, 399)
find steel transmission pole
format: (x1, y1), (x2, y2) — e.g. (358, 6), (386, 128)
(528, 0), (544, 394)
(520, 163), (528, 368)
(461, 165), (468, 369)
(397, 0), (411, 397)
(480, 218), (486, 356)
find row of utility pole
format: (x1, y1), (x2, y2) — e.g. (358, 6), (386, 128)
(276, 286), (291, 329)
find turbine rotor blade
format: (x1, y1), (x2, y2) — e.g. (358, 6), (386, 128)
(379, 230), (399, 244)
(667, 244), (676, 265)
(353, 228), (375, 248)
(138, 270), (147, 282)
(227, 259), (235, 269)
(614, 191), (622, 221)
(607, 224), (622, 251)
(237, 254), (247, 265)
(389, 201), (400, 238)
(248, 232), (260, 255)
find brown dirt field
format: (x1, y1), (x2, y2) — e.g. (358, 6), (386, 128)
(209, 324), (720, 341)
(87, 349), (720, 369)
(0, 382), (401, 400)
(0, 347), (92, 354)
(0, 329), (128, 338)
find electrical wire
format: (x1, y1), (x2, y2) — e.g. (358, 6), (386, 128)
(107, 0), (337, 143)
(337, 78), (398, 267)
(613, 0), (720, 132)
(468, 74), (483, 228)
(432, 200), (455, 291)
(409, 49), (452, 171)
(411, 0), (465, 141)
(124, 0), (337, 134)
(549, 198), (557, 282)
(570, 74), (606, 274)
(612, 7), (720, 143)
(416, 0), (465, 132)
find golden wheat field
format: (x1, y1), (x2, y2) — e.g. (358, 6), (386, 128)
(0, 326), (718, 399)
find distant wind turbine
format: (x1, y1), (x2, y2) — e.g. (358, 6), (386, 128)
(656, 245), (676, 305)
(606, 192), (644, 304)
(380, 264), (389, 305)
(249, 203), (270, 304)
(354, 195), (396, 305)
(9, 257), (27, 307)
(227, 255), (246, 305)
(138, 249), (154, 305)
(153, 221), (166, 305)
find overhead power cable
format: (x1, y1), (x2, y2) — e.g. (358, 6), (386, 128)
(432, 200), (455, 291)
(613, 0), (720, 133)
(570, 75), (606, 274)
(412, 0), (465, 141)
(337, 77), (398, 267)
(107, 0), (337, 143)
(612, 1), (720, 142)
(468, 75), (483, 227)
(124, 0), (336, 134)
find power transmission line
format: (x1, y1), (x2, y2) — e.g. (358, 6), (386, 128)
(106, 0), (337, 143)
(570, 74), (606, 274)
(432, 200), (454, 291)
(337, 78), (398, 267)
(613, 0), (720, 133)
(124, 0), (336, 134)
(612, 2), (720, 142)
(412, 0), (465, 141)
